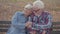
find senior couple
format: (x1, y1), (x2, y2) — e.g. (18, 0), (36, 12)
(7, 0), (52, 34)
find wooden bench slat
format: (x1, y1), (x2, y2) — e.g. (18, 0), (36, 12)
(53, 22), (60, 25)
(0, 21), (11, 24)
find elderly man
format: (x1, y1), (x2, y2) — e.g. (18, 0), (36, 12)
(6, 4), (33, 34)
(27, 0), (52, 34)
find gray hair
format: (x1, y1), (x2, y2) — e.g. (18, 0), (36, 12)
(24, 4), (33, 10)
(33, 0), (44, 9)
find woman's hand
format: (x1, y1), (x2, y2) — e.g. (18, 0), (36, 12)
(25, 21), (32, 28)
(30, 31), (36, 34)
(42, 30), (46, 34)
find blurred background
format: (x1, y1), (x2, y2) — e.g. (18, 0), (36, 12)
(0, 0), (60, 34)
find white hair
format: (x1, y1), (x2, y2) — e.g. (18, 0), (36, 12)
(33, 0), (44, 9)
(24, 4), (32, 9)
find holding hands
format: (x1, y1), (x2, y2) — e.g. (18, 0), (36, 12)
(25, 21), (32, 28)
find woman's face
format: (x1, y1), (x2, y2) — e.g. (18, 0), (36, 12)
(33, 6), (43, 13)
(33, 6), (40, 12)
(24, 9), (32, 16)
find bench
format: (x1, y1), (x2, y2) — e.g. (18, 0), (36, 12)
(0, 21), (60, 34)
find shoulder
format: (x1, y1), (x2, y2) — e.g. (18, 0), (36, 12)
(44, 11), (52, 18)
(42, 11), (52, 18)
(43, 11), (51, 15)
(14, 11), (24, 16)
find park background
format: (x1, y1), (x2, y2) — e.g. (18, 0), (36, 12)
(0, 0), (60, 34)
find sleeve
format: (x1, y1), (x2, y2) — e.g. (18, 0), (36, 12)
(33, 14), (52, 30)
(44, 15), (52, 29)
(11, 12), (25, 29)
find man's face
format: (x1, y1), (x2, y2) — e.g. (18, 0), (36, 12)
(24, 9), (32, 16)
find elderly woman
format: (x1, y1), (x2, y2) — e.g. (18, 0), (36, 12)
(27, 0), (52, 34)
(6, 4), (33, 34)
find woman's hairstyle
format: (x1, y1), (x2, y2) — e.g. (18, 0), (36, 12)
(33, 0), (44, 9)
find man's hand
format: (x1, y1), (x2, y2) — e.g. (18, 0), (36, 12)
(25, 21), (32, 28)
